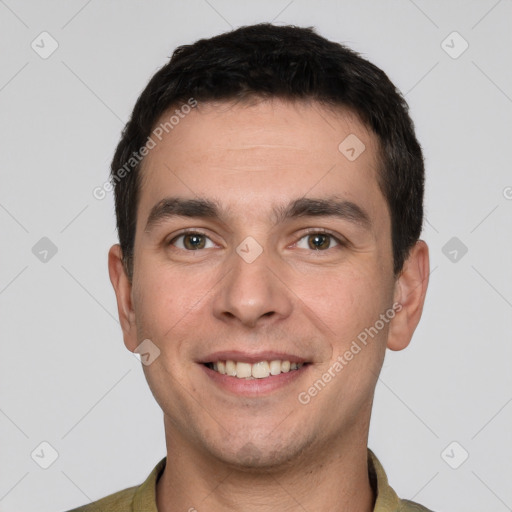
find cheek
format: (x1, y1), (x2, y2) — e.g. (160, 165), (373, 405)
(131, 259), (220, 343)
(297, 264), (388, 337)
(131, 264), (183, 340)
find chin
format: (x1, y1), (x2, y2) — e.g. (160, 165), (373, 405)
(205, 431), (314, 472)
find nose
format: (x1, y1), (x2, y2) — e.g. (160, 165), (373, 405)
(212, 247), (293, 328)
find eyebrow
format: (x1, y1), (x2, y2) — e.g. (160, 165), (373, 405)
(145, 196), (372, 232)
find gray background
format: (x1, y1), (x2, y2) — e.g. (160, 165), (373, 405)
(1, 1), (511, 511)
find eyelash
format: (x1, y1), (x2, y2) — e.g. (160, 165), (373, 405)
(168, 228), (346, 252)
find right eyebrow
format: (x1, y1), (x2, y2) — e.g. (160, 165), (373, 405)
(145, 197), (222, 232)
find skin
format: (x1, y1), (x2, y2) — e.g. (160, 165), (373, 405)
(108, 98), (429, 512)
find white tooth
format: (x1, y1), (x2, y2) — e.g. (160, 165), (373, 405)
(226, 360), (237, 376)
(236, 362), (252, 378)
(281, 361), (291, 373)
(269, 360), (281, 376)
(252, 361), (270, 379)
(217, 361), (226, 375)
(290, 362), (298, 370)
(297, 362), (304, 369)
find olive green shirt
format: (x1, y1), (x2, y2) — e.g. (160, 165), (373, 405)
(66, 449), (433, 511)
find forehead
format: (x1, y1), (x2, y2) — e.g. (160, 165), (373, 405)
(138, 98), (387, 228)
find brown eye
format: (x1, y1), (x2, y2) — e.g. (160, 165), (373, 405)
(308, 234), (331, 250)
(295, 232), (340, 251)
(184, 234), (206, 250)
(171, 232), (214, 250)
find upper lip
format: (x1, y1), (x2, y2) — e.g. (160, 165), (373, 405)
(198, 351), (309, 364)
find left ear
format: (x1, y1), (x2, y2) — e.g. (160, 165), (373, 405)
(387, 240), (429, 351)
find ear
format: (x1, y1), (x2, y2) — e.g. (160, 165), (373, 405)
(108, 244), (138, 352)
(387, 240), (429, 351)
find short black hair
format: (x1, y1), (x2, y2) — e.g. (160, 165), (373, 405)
(111, 23), (424, 278)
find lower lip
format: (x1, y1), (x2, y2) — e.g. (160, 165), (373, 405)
(201, 364), (309, 396)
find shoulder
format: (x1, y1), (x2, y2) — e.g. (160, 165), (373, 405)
(368, 449), (436, 512)
(399, 498), (435, 511)
(63, 456), (166, 512)
(64, 484), (138, 511)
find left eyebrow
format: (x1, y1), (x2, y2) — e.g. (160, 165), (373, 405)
(144, 196), (372, 232)
(274, 197), (372, 230)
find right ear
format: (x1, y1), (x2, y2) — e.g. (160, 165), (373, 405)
(387, 240), (429, 351)
(108, 244), (138, 352)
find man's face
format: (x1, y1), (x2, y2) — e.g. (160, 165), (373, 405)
(116, 99), (402, 468)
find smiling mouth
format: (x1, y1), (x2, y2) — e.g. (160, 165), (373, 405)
(205, 360), (306, 379)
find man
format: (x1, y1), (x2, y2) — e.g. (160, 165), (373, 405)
(68, 23), (431, 511)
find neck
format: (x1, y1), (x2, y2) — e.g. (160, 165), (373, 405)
(156, 420), (374, 512)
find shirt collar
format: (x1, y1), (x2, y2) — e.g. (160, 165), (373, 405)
(132, 449), (402, 511)
(368, 448), (401, 511)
